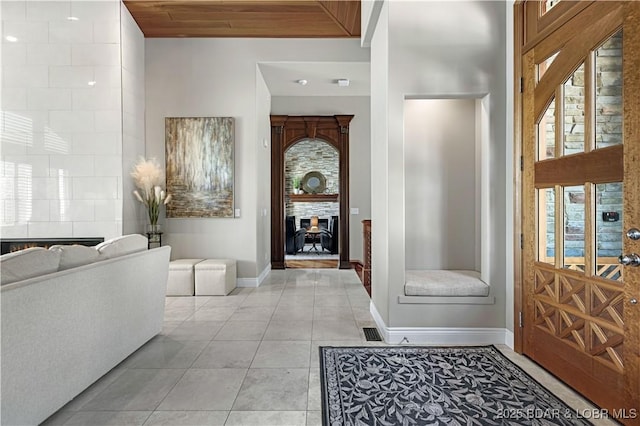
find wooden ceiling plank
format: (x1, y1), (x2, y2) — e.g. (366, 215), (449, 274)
(124, 0), (360, 38)
(167, 11), (331, 21)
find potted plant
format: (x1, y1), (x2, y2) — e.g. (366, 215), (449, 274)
(292, 176), (301, 194)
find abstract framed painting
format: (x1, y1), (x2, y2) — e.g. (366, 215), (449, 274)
(165, 117), (235, 218)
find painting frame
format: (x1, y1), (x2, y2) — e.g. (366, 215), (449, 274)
(165, 117), (235, 218)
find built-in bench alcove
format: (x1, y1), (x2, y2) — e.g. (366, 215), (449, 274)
(403, 97), (492, 302)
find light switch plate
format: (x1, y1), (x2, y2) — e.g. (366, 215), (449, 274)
(350, 207), (359, 214)
(234, 209), (240, 217)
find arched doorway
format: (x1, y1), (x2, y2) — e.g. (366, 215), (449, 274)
(270, 115), (353, 269)
(285, 138), (339, 267)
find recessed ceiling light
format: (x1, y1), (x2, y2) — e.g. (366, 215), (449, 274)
(67, 16), (79, 21)
(297, 79), (308, 86)
(88, 81), (97, 86)
(337, 79), (350, 87)
(5, 35), (18, 42)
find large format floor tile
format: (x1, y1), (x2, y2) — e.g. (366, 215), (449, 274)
(41, 268), (617, 426)
(124, 339), (208, 369)
(225, 411), (306, 426)
(156, 369), (247, 411)
(232, 368), (309, 411)
(250, 341), (311, 368)
(142, 411), (228, 426)
(81, 369), (185, 411)
(191, 340), (260, 369)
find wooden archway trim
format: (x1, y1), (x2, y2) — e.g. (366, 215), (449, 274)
(270, 115), (353, 269)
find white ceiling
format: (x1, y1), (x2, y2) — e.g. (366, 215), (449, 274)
(258, 61), (370, 97)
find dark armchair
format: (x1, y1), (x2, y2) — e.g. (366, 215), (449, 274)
(320, 215), (339, 254)
(293, 228), (307, 254)
(285, 216), (308, 255)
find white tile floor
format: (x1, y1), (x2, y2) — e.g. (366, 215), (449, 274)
(42, 269), (615, 426)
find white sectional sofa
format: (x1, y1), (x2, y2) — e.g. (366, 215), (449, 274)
(0, 235), (171, 426)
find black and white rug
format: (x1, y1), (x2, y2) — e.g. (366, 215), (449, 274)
(320, 346), (591, 426)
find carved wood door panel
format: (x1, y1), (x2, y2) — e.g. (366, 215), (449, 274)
(521, 2), (639, 420)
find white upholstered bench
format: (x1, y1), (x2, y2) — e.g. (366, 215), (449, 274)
(195, 259), (237, 296)
(404, 270), (489, 297)
(167, 259), (204, 296)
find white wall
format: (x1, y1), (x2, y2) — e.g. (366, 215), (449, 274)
(404, 99), (477, 271)
(1, 0), (123, 240)
(371, 1), (509, 329)
(145, 38), (369, 279)
(255, 66), (271, 277)
(370, 2), (390, 324)
(271, 95), (371, 262)
(120, 3), (145, 235)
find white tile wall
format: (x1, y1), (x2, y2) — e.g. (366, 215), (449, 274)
(1, 0), (124, 240)
(94, 21), (120, 44)
(72, 44), (120, 66)
(27, 44), (71, 66)
(1, 1), (26, 21)
(1, 88), (28, 110)
(48, 66), (94, 88)
(49, 111), (95, 133)
(94, 110), (121, 132)
(27, 88), (72, 110)
(25, 1), (71, 21)
(3, 65), (48, 88)
(2, 44), (27, 66)
(49, 21), (93, 44)
(72, 88), (120, 110)
(2, 21), (49, 43)
(121, 3), (146, 235)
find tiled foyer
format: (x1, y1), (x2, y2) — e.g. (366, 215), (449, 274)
(41, 269), (614, 426)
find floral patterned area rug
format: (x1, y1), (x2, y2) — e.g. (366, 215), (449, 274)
(319, 346), (592, 426)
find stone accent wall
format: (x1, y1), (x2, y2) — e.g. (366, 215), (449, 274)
(543, 31), (623, 265)
(285, 139), (339, 226)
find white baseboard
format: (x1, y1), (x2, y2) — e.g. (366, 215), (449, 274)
(370, 301), (510, 346)
(236, 264), (271, 288)
(236, 278), (257, 288)
(257, 263), (271, 286)
(505, 329), (514, 349)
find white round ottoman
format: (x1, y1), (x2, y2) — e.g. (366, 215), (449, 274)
(167, 259), (204, 296)
(195, 259), (237, 296)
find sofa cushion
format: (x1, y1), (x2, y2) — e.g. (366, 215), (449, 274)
(48, 244), (100, 270)
(95, 234), (148, 259)
(0, 247), (61, 285)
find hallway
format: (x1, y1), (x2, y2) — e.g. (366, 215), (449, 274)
(42, 269), (614, 425)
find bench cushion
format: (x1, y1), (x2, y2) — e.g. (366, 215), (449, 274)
(405, 270), (489, 297)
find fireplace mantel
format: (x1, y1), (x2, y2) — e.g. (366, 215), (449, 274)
(288, 193), (338, 203)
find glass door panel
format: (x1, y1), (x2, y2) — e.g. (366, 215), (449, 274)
(595, 182), (623, 282)
(538, 52), (559, 81)
(538, 98), (556, 160)
(563, 185), (585, 272)
(542, 0), (561, 15)
(563, 63), (585, 155)
(595, 30), (623, 150)
(538, 188), (556, 264)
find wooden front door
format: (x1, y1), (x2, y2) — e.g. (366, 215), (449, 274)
(521, 1), (639, 419)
